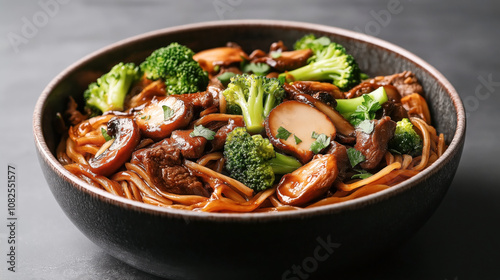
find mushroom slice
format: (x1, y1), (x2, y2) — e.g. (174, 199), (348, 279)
(193, 47), (249, 74)
(265, 100), (336, 164)
(293, 93), (355, 138)
(88, 117), (141, 176)
(277, 153), (338, 206)
(135, 96), (193, 141)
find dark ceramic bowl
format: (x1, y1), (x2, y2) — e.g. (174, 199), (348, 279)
(33, 20), (465, 280)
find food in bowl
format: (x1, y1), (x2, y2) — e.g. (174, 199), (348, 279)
(56, 34), (447, 213)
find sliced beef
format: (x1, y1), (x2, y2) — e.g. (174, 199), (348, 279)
(170, 130), (208, 159)
(131, 143), (209, 196)
(210, 117), (245, 152)
(354, 116), (396, 170)
(374, 71), (423, 97)
(346, 71), (423, 99)
(326, 141), (350, 181)
(378, 100), (409, 122)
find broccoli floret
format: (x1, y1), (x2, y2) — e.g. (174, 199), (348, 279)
(281, 35), (361, 91)
(335, 86), (388, 120)
(222, 74), (285, 134)
(224, 127), (302, 191)
(389, 118), (423, 156)
(84, 62), (141, 114)
(294, 34), (332, 62)
(140, 42), (208, 95)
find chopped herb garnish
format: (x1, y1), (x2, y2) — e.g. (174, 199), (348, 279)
(351, 169), (372, 180)
(349, 94), (382, 126)
(190, 125), (216, 140)
(294, 135), (302, 145)
(217, 72), (237, 85)
(310, 133), (330, 154)
(276, 126), (292, 140)
(101, 127), (113, 142)
(347, 147), (365, 167)
(270, 50), (282, 58)
(242, 62), (270, 76)
(213, 65), (220, 73)
(311, 131), (320, 139)
(141, 115), (151, 121)
(357, 119), (374, 134)
(162, 105), (174, 120)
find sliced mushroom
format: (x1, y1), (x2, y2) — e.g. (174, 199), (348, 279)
(193, 47), (250, 74)
(135, 96), (193, 141)
(284, 81), (344, 103)
(88, 117), (141, 176)
(292, 93), (355, 138)
(277, 153), (338, 206)
(265, 100), (336, 164)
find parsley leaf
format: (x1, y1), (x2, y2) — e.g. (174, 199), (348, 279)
(294, 135), (302, 144)
(162, 105), (174, 120)
(101, 127), (113, 142)
(242, 62), (270, 76)
(351, 169), (372, 179)
(357, 119), (374, 134)
(311, 131), (320, 139)
(190, 125), (216, 140)
(310, 133), (330, 154)
(276, 126), (292, 140)
(347, 147), (365, 167)
(349, 94), (382, 127)
(270, 50), (282, 58)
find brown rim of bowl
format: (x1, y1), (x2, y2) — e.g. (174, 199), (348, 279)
(33, 19), (466, 222)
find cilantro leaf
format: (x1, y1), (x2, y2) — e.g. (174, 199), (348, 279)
(162, 105), (174, 120)
(349, 94), (382, 127)
(242, 62), (270, 76)
(310, 133), (330, 154)
(294, 135), (302, 144)
(347, 147), (365, 167)
(190, 125), (216, 140)
(351, 169), (372, 179)
(357, 119), (374, 134)
(101, 127), (113, 142)
(311, 131), (320, 139)
(276, 126), (292, 140)
(270, 50), (282, 58)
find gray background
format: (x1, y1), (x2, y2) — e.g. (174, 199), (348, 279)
(1, 0), (499, 279)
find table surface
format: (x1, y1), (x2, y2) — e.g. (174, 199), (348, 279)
(1, 0), (499, 279)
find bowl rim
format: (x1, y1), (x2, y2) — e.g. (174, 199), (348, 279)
(33, 19), (466, 222)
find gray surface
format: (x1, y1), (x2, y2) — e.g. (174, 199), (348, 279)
(1, 0), (499, 279)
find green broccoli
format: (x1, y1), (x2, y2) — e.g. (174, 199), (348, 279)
(389, 118), (423, 156)
(84, 62), (141, 114)
(224, 127), (302, 191)
(281, 34), (361, 90)
(293, 34), (332, 62)
(222, 74), (285, 134)
(335, 86), (388, 121)
(140, 42), (208, 95)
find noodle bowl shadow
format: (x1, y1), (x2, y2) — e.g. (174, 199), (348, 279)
(33, 20), (465, 280)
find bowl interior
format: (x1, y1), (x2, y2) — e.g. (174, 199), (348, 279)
(36, 20), (464, 216)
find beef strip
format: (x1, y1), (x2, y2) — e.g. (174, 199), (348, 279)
(131, 143), (209, 196)
(210, 118), (245, 152)
(326, 141), (350, 181)
(346, 71), (423, 99)
(354, 116), (396, 170)
(378, 100), (409, 122)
